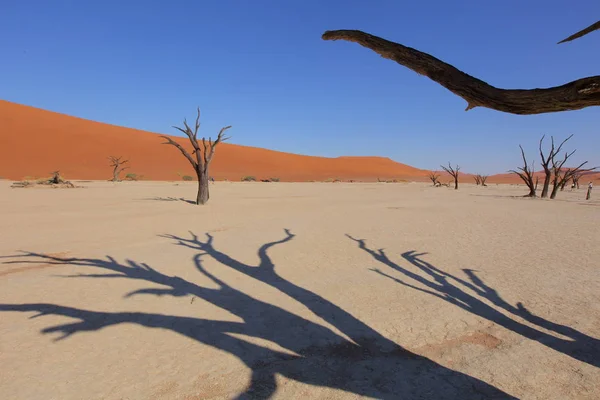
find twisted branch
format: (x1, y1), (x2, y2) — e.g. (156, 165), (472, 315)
(322, 28), (600, 115)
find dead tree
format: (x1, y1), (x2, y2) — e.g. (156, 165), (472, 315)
(474, 174), (488, 186)
(427, 171), (440, 186)
(479, 175), (488, 186)
(547, 142), (599, 199)
(509, 145), (537, 197)
(539, 134), (573, 198)
(440, 162), (460, 190)
(108, 156), (129, 182)
(160, 108), (231, 205)
(550, 153), (598, 199)
(49, 171), (63, 184)
(560, 179), (568, 191)
(322, 21), (600, 115)
(572, 172), (583, 189)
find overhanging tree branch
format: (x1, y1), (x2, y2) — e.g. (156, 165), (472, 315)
(321, 29), (600, 115)
(558, 20), (600, 44)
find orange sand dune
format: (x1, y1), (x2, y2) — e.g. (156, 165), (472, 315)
(2, 100), (598, 183)
(0, 100), (430, 182)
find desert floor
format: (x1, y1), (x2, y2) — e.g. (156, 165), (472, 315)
(0, 180), (599, 399)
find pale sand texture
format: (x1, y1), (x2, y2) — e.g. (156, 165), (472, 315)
(0, 181), (598, 399)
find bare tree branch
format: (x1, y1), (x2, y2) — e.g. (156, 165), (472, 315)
(322, 30), (600, 115)
(558, 20), (600, 44)
(160, 136), (197, 169)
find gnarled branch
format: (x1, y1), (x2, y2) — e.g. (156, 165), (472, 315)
(160, 136), (197, 168)
(558, 20), (600, 44)
(321, 29), (600, 115)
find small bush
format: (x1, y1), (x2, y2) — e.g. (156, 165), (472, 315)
(269, 177), (280, 182)
(241, 176), (256, 182)
(182, 175), (194, 181)
(125, 173), (139, 181)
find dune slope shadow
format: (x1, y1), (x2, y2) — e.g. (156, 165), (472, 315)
(346, 235), (600, 369)
(0, 231), (515, 399)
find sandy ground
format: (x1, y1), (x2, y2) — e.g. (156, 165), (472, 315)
(0, 180), (598, 399)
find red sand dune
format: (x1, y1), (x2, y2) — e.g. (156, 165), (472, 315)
(0, 100), (431, 182)
(1, 100), (598, 183)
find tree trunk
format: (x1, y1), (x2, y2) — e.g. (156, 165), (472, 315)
(550, 181), (560, 199)
(196, 169), (210, 205)
(112, 167), (119, 182)
(454, 177), (458, 190)
(541, 171), (551, 198)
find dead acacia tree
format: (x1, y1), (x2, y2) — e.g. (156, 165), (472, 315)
(479, 175), (488, 186)
(160, 108), (231, 205)
(572, 171), (583, 189)
(440, 162), (460, 190)
(509, 145), (537, 197)
(539, 134), (573, 198)
(321, 21), (600, 115)
(427, 171), (440, 186)
(549, 150), (598, 199)
(108, 156), (129, 182)
(474, 174), (488, 186)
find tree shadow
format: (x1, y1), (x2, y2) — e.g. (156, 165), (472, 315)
(0, 231), (515, 399)
(141, 196), (196, 205)
(346, 235), (600, 369)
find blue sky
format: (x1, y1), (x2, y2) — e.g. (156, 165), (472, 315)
(2, 0), (599, 174)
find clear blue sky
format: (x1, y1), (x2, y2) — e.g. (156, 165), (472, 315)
(2, 0), (599, 174)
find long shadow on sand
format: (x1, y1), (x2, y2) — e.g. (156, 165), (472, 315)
(346, 235), (600, 369)
(1, 231), (515, 399)
(141, 196), (197, 205)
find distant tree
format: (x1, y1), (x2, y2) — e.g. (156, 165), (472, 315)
(478, 175), (488, 186)
(474, 174), (488, 186)
(440, 162), (460, 190)
(509, 145), (537, 197)
(161, 108), (231, 205)
(572, 171), (584, 189)
(539, 134), (573, 198)
(108, 156), (129, 182)
(550, 162), (597, 200)
(427, 171), (440, 186)
(548, 139), (598, 199)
